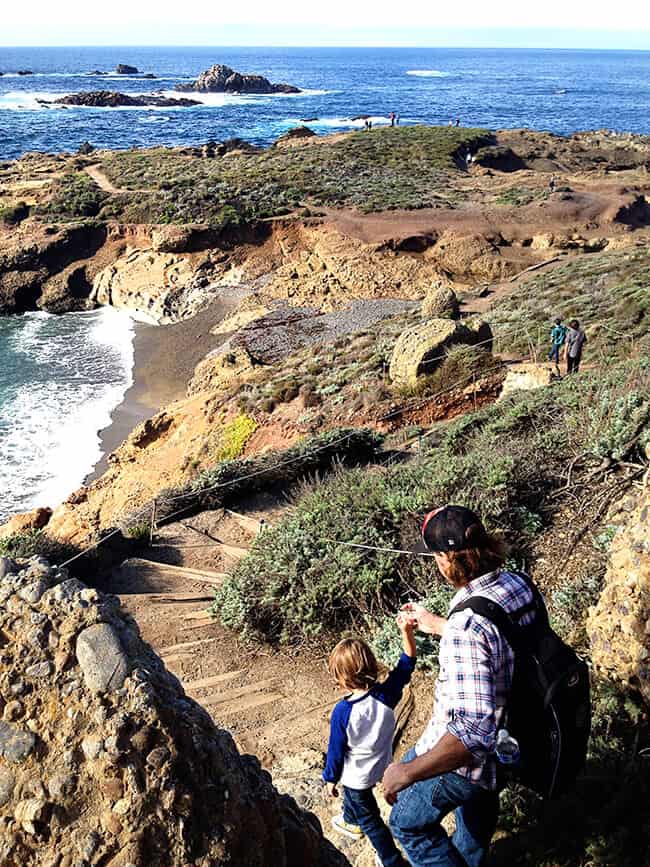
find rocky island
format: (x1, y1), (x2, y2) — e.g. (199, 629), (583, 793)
(176, 62), (300, 94)
(43, 91), (200, 108)
(1, 124), (649, 865)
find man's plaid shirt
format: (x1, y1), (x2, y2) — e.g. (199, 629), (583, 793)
(415, 570), (537, 790)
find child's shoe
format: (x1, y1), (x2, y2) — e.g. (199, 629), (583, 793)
(331, 814), (364, 839)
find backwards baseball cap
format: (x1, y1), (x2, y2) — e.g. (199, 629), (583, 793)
(413, 505), (488, 555)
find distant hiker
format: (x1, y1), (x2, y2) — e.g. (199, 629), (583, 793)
(548, 317), (567, 365)
(455, 117), (461, 127)
(465, 151), (473, 170)
(448, 119), (454, 126)
(565, 319), (587, 373)
(364, 119), (370, 131)
(368, 119), (373, 130)
(324, 624), (416, 866)
(549, 174), (556, 193)
(395, 113), (401, 125)
(384, 505), (590, 866)
(390, 111), (396, 127)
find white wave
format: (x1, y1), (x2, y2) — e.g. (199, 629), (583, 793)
(0, 308), (135, 518)
(290, 115), (394, 129)
(406, 69), (451, 78)
(0, 90), (62, 110)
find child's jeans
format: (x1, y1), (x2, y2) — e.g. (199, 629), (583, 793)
(343, 785), (406, 866)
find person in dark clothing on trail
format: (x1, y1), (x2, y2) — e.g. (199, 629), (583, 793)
(548, 318), (567, 365)
(565, 319), (587, 374)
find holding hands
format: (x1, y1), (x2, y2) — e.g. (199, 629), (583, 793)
(400, 602), (446, 638)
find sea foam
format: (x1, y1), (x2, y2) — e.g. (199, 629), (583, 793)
(0, 307), (134, 522)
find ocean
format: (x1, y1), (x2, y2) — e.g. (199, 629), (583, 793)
(1, 45), (650, 523)
(2, 46), (650, 159)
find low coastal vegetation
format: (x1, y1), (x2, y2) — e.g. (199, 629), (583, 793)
(94, 126), (489, 224)
(215, 359), (650, 644)
(487, 247), (650, 359)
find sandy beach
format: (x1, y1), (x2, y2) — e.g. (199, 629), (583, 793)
(90, 297), (238, 479)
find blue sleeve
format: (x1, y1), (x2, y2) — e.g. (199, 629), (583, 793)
(372, 652), (416, 709)
(322, 700), (352, 783)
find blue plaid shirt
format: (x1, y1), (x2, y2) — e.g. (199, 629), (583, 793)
(415, 570), (537, 790)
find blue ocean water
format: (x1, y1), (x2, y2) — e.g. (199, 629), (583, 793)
(1, 46), (650, 160)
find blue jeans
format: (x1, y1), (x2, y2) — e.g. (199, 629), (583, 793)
(549, 344), (561, 364)
(343, 786), (406, 866)
(389, 749), (499, 866)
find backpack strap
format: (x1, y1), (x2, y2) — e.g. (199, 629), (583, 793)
(448, 571), (546, 650)
(449, 595), (525, 652)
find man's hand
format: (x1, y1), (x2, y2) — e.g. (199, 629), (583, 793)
(382, 761), (413, 805)
(325, 782), (339, 798)
(401, 602), (446, 637)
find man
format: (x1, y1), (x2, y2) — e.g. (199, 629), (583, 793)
(383, 505), (542, 866)
(548, 317), (567, 365)
(565, 319), (587, 374)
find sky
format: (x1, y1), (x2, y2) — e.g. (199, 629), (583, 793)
(2, 0), (650, 48)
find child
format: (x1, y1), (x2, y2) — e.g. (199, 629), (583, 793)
(549, 317), (567, 365)
(323, 615), (416, 867)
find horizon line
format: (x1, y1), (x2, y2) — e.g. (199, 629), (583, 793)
(2, 42), (650, 52)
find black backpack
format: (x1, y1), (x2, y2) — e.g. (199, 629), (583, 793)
(450, 571), (591, 799)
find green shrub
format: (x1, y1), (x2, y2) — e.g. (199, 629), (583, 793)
(215, 360), (650, 643)
(215, 413), (258, 462)
(41, 172), (107, 219)
(0, 201), (29, 224)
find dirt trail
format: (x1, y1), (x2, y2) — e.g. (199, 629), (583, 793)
(85, 163), (144, 194)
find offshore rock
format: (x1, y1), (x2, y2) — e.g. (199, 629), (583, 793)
(177, 63), (300, 94)
(115, 64), (139, 74)
(49, 91), (200, 108)
(587, 476), (650, 703)
(0, 556), (344, 866)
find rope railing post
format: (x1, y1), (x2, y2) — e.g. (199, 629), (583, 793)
(150, 498), (157, 545)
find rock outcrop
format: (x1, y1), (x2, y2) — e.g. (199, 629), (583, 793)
(177, 63), (300, 94)
(389, 318), (493, 386)
(90, 247), (215, 323)
(587, 475), (650, 703)
(0, 557), (344, 866)
(498, 362), (557, 400)
(49, 92), (200, 108)
(115, 64), (139, 75)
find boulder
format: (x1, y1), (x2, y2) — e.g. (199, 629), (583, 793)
(0, 721), (37, 763)
(587, 479), (650, 703)
(150, 225), (195, 253)
(498, 362), (557, 400)
(421, 284), (459, 319)
(0, 507), (52, 541)
(389, 318), (492, 386)
(75, 623), (129, 693)
(177, 63), (300, 94)
(426, 231), (509, 281)
(0, 557), (344, 866)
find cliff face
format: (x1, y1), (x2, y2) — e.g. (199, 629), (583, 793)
(0, 555), (344, 867)
(588, 471), (650, 703)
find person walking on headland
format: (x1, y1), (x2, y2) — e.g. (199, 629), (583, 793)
(465, 151), (473, 170)
(549, 174), (556, 193)
(384, 505), (546, 867)
(455, 117), (461, 127)
(548, 317), (567, 365)
(390, 111), (396, 127)
(565, 319), (587, 374)
(324, 623), (416, 866)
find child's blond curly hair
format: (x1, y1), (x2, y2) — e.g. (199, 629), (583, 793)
(328, 637), (379, 691)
